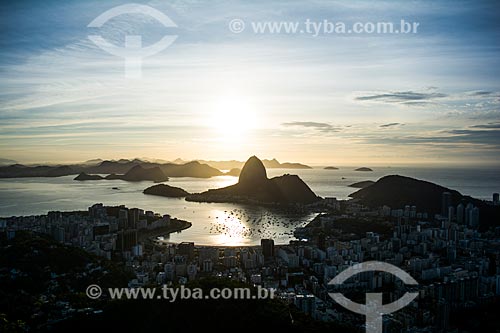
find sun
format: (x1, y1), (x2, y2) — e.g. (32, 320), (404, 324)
(209, 94), (257, 141)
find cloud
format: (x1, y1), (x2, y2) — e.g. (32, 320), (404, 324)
(379, 122), (403, 128)
(282, 121), (340, 133)
(355, 91), (447, 104)
(470, 122), (500, 129)
(368, 127), (500, 148)
(467, 90), (494, 96)
(444, 129), (500, 145)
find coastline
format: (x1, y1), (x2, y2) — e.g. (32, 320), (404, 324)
(138, 218), (192, 242)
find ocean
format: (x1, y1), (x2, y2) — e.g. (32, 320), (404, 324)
(0, 166), (498, 245)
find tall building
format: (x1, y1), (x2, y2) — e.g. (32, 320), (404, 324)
(118, 208), (128, 230)
(448, 206), (454, 223)
(469, 207), (480, 228)
(465, 203), (474, 225)
(456, 203), (464, 224)
(261, 239), (275, 259)
(164, 262), (175, 281)
(128, 208), (140, 229)
(116, 229), (137, 252)
(198, 247), (219, 265)
(493, 193), (499, 206)
(202, 259), (213, 272)
(441, 192), (452, 217)
(178, 242), (195, 259)
(89, 203), (106, 220)
(294, 294), (316, 316)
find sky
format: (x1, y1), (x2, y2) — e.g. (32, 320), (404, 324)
(0, 0), (499, 166)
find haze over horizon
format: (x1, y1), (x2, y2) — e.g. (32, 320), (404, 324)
(1, 0), (499, 166)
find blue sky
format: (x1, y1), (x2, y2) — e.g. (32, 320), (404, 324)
(0, 0), (499, 165)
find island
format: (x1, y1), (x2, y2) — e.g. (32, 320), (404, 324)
(143, 184), (190, 197)
(186, 156), (320, 205)
(324, 166), (339, 170)
(348, 180), (375, 188)
(74, 172), (104, 181)
(354, 167), (373, 171)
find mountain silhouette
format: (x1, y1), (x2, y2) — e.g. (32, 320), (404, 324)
(186, 156), (319, 204)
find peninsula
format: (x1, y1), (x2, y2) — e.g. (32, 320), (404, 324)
(186, 156), (320, 205)
(348, 180), (375, 188)
(143, 184), (190, 197)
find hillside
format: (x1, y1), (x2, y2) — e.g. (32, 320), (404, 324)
(0, 231), (132, 330)
(349, 175), (466, 213)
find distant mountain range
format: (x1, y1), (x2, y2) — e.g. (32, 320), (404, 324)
(0, 159), (222, 179)
(180, 158), (312, 170)
(75, 165), (169, 182)
(186, 156), (319, 204)
(0, 158), (17, 166)
(0, 157), (312, 179)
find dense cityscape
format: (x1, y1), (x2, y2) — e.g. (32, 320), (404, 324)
(2, 190), (499, 331)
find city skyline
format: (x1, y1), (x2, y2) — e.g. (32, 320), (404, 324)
(1, 0), (500, 165)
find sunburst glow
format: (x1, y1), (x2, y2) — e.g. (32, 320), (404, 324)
(209, 94), (257, 141)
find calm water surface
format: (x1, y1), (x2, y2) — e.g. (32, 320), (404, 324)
(0, 167), (498, 245)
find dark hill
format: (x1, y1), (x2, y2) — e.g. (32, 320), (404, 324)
(74, 172), (104, 181)
(87, 160), (139, 174)
(121, 165), (168, 182)
(143, 184), (190, 197)
(355, 167), (373, 171)
(349, 175), (500, 229)
(186, 156), (319, 204)
(225, 168), (241, 176)
(239, 156), (268, 186)
(0, 164), (74, 178)
(159, 161), (222, 178)
(79, 165), (169, 182)
(271, 174), (318, 203)
(349, 175), (470, 214)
